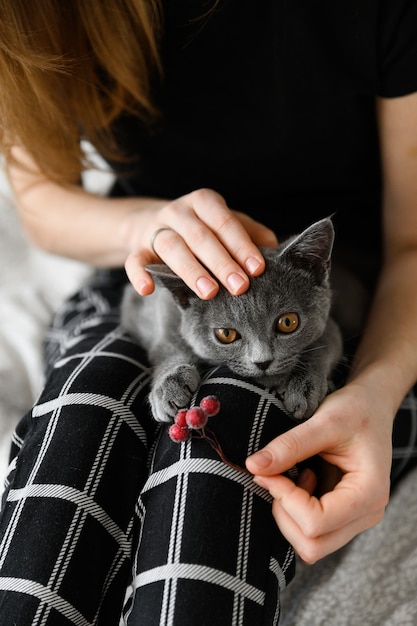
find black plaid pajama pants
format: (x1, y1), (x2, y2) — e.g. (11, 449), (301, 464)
(0, 269), (416, 626)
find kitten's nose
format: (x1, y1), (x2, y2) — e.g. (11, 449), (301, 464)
(255, 360), (272, 371)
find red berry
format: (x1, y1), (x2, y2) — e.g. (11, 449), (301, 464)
(199, 395), (220, 417)
(174, 409), (188, 428)
(185, 406), (208, 430)
(168, 423), (190, 443)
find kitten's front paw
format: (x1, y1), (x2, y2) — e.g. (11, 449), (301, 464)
(278, 374), (328, 420)
(150, 364), (201, 422)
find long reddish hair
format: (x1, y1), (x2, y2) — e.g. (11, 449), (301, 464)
(0, 0), (162, 182)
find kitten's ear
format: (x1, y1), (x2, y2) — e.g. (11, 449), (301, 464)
(282, 217), (335, 280)
(146, 264), (196, 308)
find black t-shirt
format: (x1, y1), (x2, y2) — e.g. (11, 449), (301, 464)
(109, 0), (417, 276)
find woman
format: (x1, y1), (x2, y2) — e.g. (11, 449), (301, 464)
(1, 1), (417, 624)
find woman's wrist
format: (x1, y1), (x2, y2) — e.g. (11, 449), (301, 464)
(347, 358), (408, 421)
(117, 197), (169, 255)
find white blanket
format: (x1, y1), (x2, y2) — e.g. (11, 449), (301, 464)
(1, 168), (417, 624)
(0, 166), (99, 480)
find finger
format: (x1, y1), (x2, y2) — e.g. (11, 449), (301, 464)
(147, 189), (275, 296)
(272, 496), (383, 563)
(253, 470), (386, 539)
(146, 226), (220, 299)
(155, 212), (252, 296)
(126, 230), (220, 300)
(246, 409), (340, 476)
(126, 219), (249, 300)
(234, 212), (279, 249)
(125, 248), (157, 295)
(186, 189), (268, 277)
(296, 467), (317, 495)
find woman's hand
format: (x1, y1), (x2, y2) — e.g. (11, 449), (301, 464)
(8, 153), (277, 282)
(246, 381), (393, 563)
(123, 188), (278, 298)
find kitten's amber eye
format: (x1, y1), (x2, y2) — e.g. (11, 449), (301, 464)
(276, 313), (299, 334)
(214, 328), (240, 343)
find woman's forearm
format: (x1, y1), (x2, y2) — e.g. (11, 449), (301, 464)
(7, 149), (167, 267)
(8, 147), (275, 298)
(348, 248), (417, 414)
(15, 181), (166, 267)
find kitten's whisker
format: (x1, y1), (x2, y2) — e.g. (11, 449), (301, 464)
(301, 343), (329, 355)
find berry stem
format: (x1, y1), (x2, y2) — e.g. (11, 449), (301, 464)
(197, 428), (250, 475)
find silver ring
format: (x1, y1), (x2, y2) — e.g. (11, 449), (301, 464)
(150, 227), (174, 257)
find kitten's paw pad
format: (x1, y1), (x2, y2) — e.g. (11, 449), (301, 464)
(150, 365), (201, 422)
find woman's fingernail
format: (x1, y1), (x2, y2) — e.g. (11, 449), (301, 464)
(136, 279), (152, 296)
(196, 276), (217, 298)
(297, 468), (317, 493)
(227, 272), (247, 294)
(249, 450), (273, 468)
(245, 257), (262, 275)
(297, 468), (313, 487)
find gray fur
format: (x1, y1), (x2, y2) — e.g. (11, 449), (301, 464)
(121, 218), (346, 422)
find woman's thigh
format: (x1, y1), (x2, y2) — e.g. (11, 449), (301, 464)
(0, 271), (157, 625)
(125, 368), (298, 626)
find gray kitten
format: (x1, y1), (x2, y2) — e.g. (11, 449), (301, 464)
(121, 218), (344, 422)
